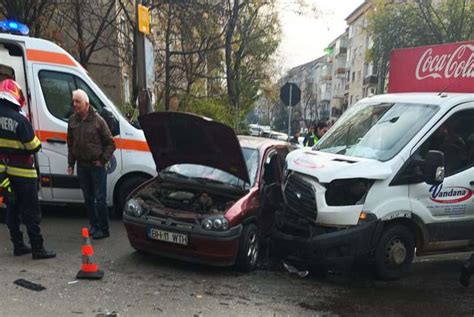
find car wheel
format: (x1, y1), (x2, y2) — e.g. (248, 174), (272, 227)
(115, 175), (150, 218)
(375, 224), (415, 280)
(236, 224), (259, 272)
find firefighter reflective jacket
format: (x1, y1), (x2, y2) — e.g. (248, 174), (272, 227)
(0, 102), (41, 181)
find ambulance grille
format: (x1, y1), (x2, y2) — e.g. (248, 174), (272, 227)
(284, 173), (317, 218)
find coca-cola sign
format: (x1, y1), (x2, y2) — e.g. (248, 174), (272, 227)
(388, 41), (474, 93)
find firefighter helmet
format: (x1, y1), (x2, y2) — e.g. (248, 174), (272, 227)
(0, 79), (26, 108)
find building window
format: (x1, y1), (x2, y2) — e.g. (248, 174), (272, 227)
(352, 72), (355, 82)
(358, 70), (362, 80)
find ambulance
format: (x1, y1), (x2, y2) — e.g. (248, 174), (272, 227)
(0, 21), (156, 215)
(272, 41), (474, 280)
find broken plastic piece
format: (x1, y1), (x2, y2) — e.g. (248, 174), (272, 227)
(13, 278), (46, 291)
(283, 262), (309, 278)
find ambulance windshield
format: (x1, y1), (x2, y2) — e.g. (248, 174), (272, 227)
(314, 102), (439, 161)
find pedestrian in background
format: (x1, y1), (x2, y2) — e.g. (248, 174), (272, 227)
(315, 121), (329, 141)
(67, 89), (116, 240)
(290, 131), (300, 145)
(0, 79), (55, 259)
(303, 126), (316, 147)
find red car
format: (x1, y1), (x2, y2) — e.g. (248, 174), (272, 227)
(123, 112), (291, 271)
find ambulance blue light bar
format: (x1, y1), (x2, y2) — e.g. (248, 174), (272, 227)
(0, 20), (30, 36)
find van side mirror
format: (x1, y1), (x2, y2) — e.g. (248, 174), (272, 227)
(424, 150), (445, 185)
(100, 107), (120, 136)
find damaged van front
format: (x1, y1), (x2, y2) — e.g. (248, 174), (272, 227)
(272, 96), (443, 278)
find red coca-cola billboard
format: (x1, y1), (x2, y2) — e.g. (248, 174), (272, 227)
(388, 41), (474, 93)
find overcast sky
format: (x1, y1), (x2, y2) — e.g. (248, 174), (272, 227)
(277, 0), (365, 72)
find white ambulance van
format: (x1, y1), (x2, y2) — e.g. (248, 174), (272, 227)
(273, 41), (474, 280)
(0, 21), (156, 215)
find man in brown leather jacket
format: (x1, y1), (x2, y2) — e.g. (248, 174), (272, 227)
(67, 89), (116, 239)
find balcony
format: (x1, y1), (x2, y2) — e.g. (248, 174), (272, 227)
(363, 75), (378, 85)
(322, 75), (332, 81)
(335, 47), (347, 56)
(336, 67), (346, 74)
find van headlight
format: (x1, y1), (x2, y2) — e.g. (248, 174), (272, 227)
(124, 198), (144, 217)
(201, 215), (229, 231)
(325, 178), (373, 206)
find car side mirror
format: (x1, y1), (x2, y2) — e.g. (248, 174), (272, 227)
(424, 150), (445, 185)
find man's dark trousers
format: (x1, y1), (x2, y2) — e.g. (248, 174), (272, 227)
(6, 180), (43, 248)
(77, 163), (109, 235)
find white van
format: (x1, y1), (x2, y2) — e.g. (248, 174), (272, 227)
(272, 41), (474, 280)
(0, 24), (156, 215)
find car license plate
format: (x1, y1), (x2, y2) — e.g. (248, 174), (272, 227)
(148, 228), (188, 246)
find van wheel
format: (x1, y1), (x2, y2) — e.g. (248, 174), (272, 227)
(235, 224), (259, 272)
(114, 175), (150, 217)
(375, 224), (415, 280)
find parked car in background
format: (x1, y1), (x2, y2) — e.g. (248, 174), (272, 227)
(123, 112), (291, 272)
(269, 131), (289, 142)
(248, 124), (271, 137)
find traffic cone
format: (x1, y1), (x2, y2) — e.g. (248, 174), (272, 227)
(76, 227), (104, 280)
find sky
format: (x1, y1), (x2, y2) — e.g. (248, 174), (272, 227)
(277, 0), (365, 72)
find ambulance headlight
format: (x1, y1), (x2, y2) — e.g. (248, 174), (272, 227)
(125, 198), (144, 217)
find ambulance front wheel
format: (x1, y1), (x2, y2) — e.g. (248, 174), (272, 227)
(114, 174), (151, 217)
(374, 224), (415, 281)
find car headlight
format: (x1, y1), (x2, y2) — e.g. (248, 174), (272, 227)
(201, 215), (229, 231)
(124, 198), (144, 217)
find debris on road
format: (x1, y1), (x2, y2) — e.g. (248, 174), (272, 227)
(13, 279), (46, 292)
(283, 262), (309, 278)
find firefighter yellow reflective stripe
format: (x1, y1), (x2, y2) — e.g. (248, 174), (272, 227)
(24, 136), (41, 151)
(0, 137), (24, 150)
(0, 164), (37, 179)
(1, 177), (10, 188)
(6, 166), (37, 178)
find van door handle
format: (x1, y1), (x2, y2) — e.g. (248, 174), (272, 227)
(46, 138), (66, 144)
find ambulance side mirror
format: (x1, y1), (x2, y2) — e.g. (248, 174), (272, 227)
(424, 150), (445, 185)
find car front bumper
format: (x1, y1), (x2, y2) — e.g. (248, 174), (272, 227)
(123, 214), (242, 267)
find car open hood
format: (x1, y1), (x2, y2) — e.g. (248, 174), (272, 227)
(138, 112), (250, 183)
(286, 149), (394, 183)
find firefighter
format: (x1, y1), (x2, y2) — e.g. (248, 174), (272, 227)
(0, 79), (55, 259)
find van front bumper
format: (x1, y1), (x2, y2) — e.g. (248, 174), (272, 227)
(272, 219), (383, 269)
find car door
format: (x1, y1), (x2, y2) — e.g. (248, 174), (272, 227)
(258, 146), (289, 235)
(409, 105), (474, 242)
(33, 65), (122, 203)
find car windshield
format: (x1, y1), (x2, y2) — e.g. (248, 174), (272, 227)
(314, 102), (439, 161)
(164, 147), (259, 188)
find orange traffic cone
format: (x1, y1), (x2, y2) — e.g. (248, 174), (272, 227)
(76, 228), (104, 280)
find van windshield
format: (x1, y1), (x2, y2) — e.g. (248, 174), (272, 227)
(314, 102), (439, 161)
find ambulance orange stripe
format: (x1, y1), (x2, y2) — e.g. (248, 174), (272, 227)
(26, 49), (77, 67)
(35, 130), (150, 152)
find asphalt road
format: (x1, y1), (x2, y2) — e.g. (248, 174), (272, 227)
(0, 206), (473, 317)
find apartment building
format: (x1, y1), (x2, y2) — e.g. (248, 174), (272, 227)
(345, 1), (377, 107)
(327, 31), (349, 121)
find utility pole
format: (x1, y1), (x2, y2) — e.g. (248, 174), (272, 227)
(136, 1), (153, 115)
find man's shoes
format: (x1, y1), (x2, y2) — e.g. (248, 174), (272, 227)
(32, 248), (56, 260)
(89, 227), (97, 236)
(460, 266), (471, 287)
(92, 230), (110, 240)
(14, 244), (32, 256)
